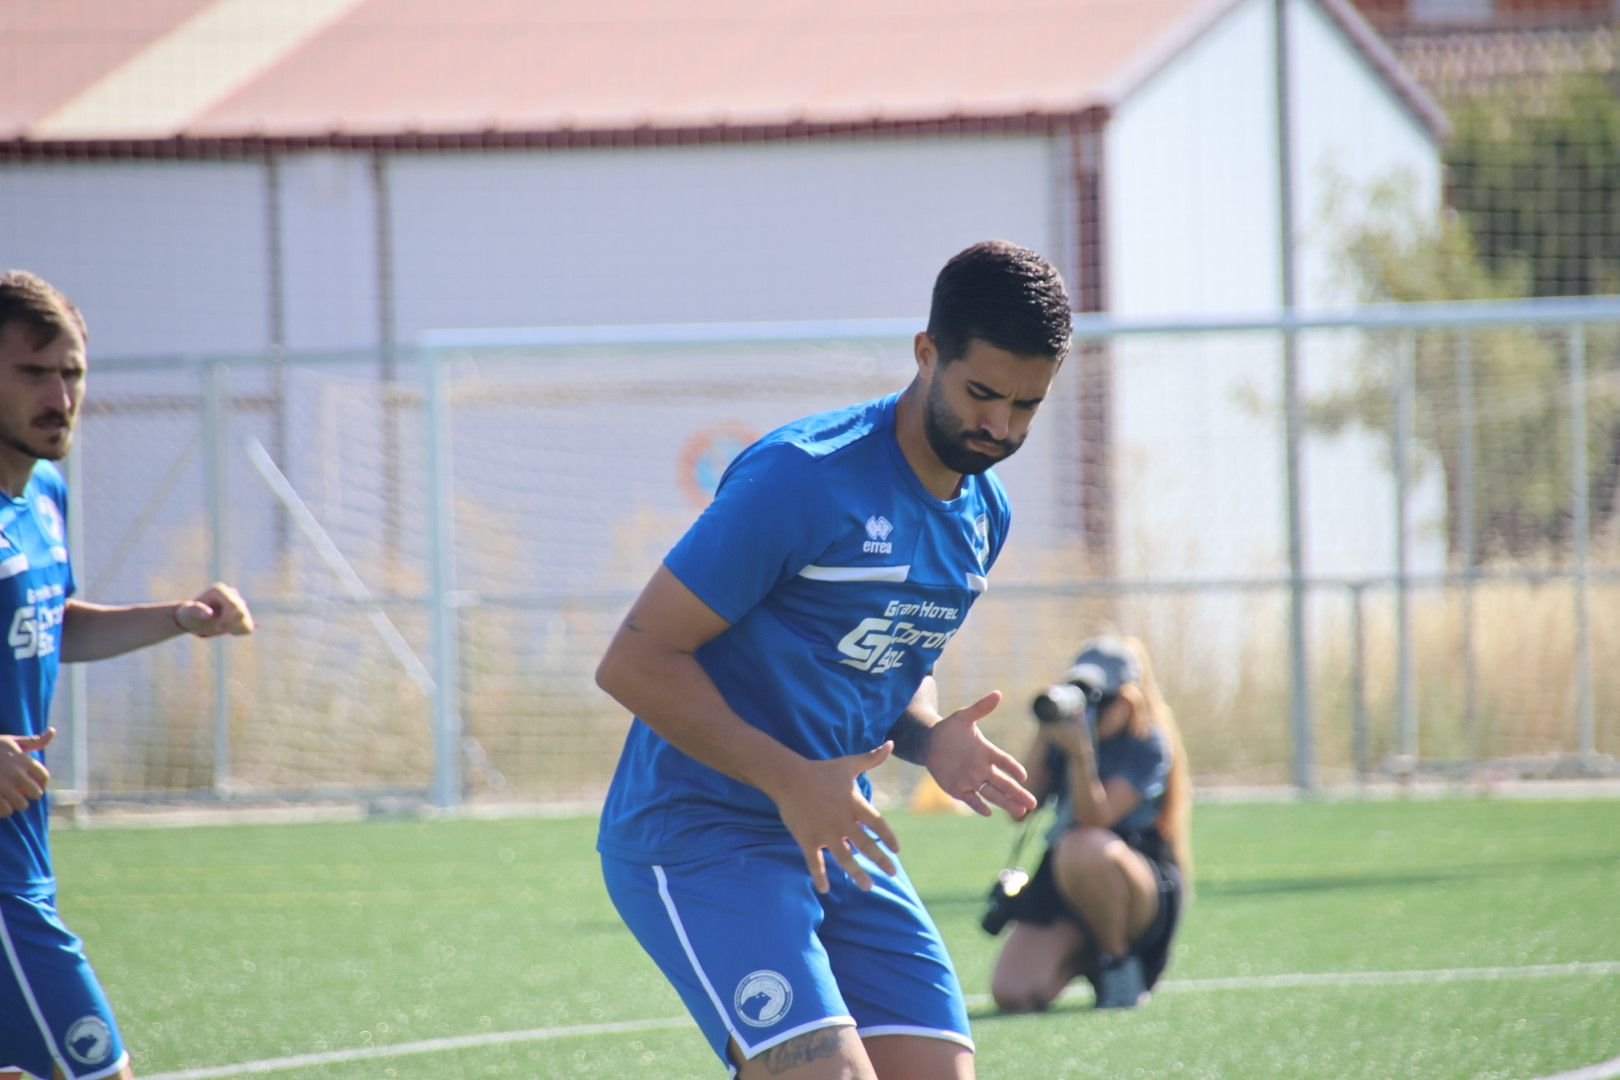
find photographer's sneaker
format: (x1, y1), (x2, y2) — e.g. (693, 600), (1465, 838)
(1093, 954), (1148, 1009)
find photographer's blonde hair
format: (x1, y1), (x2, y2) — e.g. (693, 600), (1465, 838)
(1114, 636), (1193, 886)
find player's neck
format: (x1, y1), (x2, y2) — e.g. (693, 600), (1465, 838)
(0, 446), (35, 499)
(894, 383), (964, 500)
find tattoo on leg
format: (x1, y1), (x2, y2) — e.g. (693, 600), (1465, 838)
(759, 1028), (846, 1075)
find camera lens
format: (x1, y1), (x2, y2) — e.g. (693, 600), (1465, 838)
(1032, 683), (1086, 723)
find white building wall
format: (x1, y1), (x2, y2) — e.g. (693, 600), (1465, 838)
(383, 135), (1064, 335)
(278, 152), (382, 352)
(374, 135), (1081, 569)
(7, 135), (1069, 354)
(0, 160), (271, 357)
(1290, 0), (1449, 581)
(1107, 0), (1281, 319)
(1100, 0), (1447, 593)
(1291, 0), (1444, 310)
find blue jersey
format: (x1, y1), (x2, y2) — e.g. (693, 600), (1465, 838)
(0, 462), (75, 895)
(598, 393), (1010, 864)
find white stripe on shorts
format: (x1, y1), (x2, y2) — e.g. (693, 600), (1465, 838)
(652, 866), (746, 1052)
(0, 903), (71, 1077)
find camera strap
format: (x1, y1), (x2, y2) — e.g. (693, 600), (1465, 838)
(1003, 808), (1041, 869)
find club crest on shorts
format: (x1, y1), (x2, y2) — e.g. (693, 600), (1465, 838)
(65, 1015), (112, 1065)
(733, 969), (793, 1027)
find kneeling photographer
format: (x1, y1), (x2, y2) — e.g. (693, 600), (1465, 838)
(984, 634), (1192, 1010)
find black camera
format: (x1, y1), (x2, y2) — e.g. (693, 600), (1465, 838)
(979, 866), (1031, 935)
(1031, 682), (1088, 724)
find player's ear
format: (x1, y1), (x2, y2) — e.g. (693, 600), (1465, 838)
(913, 331), (938, 379)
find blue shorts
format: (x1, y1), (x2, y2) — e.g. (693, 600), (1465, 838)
(0, 892), (128, 1080)
(601, 842), (972, 1072)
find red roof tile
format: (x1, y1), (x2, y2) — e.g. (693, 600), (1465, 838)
(2, 0), (1445, 148)
(0, 0), (216, 139)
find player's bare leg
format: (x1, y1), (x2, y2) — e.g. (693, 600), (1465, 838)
(864, 1033), (973, 1079)
(990, 917), (1087, 1012)
(731, 1027), (878, 1079)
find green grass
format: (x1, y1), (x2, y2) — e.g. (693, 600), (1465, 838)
(51, 797), (1620, 1079)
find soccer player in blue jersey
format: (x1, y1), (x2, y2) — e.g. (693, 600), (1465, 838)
(0, 271), (254, 1080)
(596, 241), (1073, 1079)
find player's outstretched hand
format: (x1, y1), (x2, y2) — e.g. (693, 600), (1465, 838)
(925, 690), (1038, 820)
(774, 742), (902, 895)
(0, 728), (54, 817)
(176, 582), (255, 638)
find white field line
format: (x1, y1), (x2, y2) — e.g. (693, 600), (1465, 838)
(144, 961), (1620, 1080)
(1534, 1055), (1620, 1080)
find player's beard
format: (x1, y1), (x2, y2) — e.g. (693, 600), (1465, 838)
(922, 375), (1022, 476)
(0, 409), (74, 463)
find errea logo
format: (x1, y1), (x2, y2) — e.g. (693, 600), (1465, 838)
(863, 515), (894, 555)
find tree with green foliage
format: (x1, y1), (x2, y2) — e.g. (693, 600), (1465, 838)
(1319, 170), (1620, 563)
(1448, 73), (1620, 299)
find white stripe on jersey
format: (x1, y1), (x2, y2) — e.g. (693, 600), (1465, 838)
(965, 573), (988, 593)
(798, 564), (910, 583)
(0, 553), (28, 580)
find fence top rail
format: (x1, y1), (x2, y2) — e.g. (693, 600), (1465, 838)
(415, 296), (1620, 350)
(87, 295), (1620, 373)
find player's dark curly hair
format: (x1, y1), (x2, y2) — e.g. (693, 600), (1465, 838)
(927, 241), (1071, 365)
(0, 270), (87, 349)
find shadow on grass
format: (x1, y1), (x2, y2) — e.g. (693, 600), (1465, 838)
(966, 998), (1097, 1024)
(925, 850), (1603, 911)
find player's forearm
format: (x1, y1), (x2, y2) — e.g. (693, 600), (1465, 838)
(60, 599), (186, 663)
(595, 645), (805, 799)
(886, 676), (942, 765)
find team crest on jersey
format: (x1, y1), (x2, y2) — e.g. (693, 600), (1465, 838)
(863, 515), (894, 555)
(734, 970), (793, 1028)
(973, 514), (990, 566)
(34, 495), (64, 543)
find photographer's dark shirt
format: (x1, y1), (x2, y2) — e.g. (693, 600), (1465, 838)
(1046, 725), (1172, 846)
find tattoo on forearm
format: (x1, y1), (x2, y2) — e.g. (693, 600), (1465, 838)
(886, 712), (934, 765)
(760, 1028), (845, 1075)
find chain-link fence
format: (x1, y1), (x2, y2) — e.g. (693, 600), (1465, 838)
(47, 297), (1620, 810)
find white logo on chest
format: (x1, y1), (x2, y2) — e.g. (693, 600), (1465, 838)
(863, 515), (894, 554)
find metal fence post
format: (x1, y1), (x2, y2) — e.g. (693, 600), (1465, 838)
(1569, 324), (1594, 764)
(1394, 332), (1416, 770)
(1456, 331), (1478, 763)
(65, 432), (89, 809)
(1349, 581), (1368, 783)
(1273, 0), (1314, 794)
(425, 347), (462, 810)
(202, 359), (232, 793)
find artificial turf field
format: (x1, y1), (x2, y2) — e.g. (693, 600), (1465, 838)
(49, 796), (1620, 1079)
